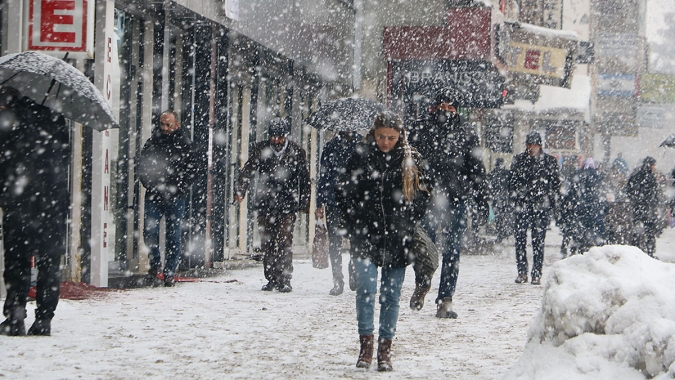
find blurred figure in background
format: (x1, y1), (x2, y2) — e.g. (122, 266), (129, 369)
(566, 158), (607, 254)
(487, 158), (512, 246)
(626, 157), (662, 257)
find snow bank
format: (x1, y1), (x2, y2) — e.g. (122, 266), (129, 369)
(504, 245), (675, 380)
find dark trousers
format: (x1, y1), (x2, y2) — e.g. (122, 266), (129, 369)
(258, 213), (297, 285)
(326, 205), (344, 286)
(144, 194), (186, 277)
(633, 220), (656, 257)
(514, 209), (548, 278)
(3, 208), (65, 321)
(423, 196), (467, 302)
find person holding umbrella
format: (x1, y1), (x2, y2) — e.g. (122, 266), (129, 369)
(235, 118), (311, 293)
(0, 86), (70, 336)
(315, 131), (361, 296)
(336, 110), (430, 371)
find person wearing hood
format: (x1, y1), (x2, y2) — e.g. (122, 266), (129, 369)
(0, 86), (70, 336)
(336, 110), (430, 371)
(315, 131), (361, 296)
(509, 131), (560, 285)
(625, 156), (663, 257)
(139, 110), (196, 287)
(235, 118), (311, 293)
(408, 88), (489, 318)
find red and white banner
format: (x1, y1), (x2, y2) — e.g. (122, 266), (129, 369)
(28, 0), (93, 55)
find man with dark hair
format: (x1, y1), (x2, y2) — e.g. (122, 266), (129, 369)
(138, 110), (195, 287)
(0, 86), (70, 336)
(235, 118), (311, 293)
(509, 131), (560, 285)
(409, 88), (489, 318)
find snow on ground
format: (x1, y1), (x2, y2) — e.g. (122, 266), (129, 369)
(2, 226), (675, 379)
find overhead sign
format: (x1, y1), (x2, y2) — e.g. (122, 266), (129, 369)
(225, 0), (239, 21)
(387, 60), (504, 124)
(597, 74), (636, 97)
(497, 22), (577, 88)
(637, 104), (674, 129)
(28, 0), (94, 57)
(595, 34), (640, 69)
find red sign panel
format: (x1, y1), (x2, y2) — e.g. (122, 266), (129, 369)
(28, 0), (88, 52)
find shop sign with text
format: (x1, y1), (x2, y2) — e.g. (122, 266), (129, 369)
(28, 0), (94, 56)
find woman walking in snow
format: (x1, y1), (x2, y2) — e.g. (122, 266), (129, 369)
(336, 110), (430, 371)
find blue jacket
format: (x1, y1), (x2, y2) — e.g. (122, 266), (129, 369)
(317, 134), (359, 207)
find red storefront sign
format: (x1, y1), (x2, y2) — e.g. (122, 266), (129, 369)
(28, 0), (88, 52)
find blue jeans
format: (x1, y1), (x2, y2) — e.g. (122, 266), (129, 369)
(353, 257), (406, 340)
(423, 197), (467, 303)
(144, 194), (186, 277)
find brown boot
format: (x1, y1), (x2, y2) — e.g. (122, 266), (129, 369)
(377, 338), (393, 371)
(410, 283), (431, 311)
(356, 335), (374, 368)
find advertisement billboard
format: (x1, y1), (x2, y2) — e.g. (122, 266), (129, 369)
(28, 0), (94, 56)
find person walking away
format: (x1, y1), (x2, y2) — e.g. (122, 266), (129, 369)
(557, 156), (579, 257)
(0, 86), (70, 336)
(567, 158), (606, 254)
(626, 157), (662, 257)
(235, 118), (311, 293)
(336, 110), (430, 371)
(408, 88), (489, 318)
(604, 158), (631, 244)
(138, 110), (195, 287)
(315, 131), (360, 295)
(487, 158), (512, 246)
(509, 131), (560, 285)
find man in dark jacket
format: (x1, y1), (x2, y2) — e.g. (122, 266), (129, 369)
(626, 156), (662, 257)
(139, 110), (195, 287)
(235, 118), (311, 293)
(0, 86), (70, 336)
(409, 88), (489, 319)
(509, 131), (560, 285)
(315, 131), (360, 295)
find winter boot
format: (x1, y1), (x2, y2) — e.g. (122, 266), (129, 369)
(514, 273), (528, 284)
(164, 275), (175, 287)
(329, 281), (344, 296)
(409, 283), (431, 311)
(348, 260), (356, 291)
(355, 334), (374, 368)
(146, 267), (163, 287)
(377, 338), (393, 372)
(27, 319), (52, 336)
(531, 276), (541, 285)
(277, 281), (292, 293)
(261, 281), (276, 291)
(435, 297), (458, 319)
(0, 307), (27, 336)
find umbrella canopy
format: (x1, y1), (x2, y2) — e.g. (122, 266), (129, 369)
(660, 133), (675, 148)
(0, 51), (117, 130)
(305, 97), (385, 132)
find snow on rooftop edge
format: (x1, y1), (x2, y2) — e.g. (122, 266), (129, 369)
(503, 245), (675, 380)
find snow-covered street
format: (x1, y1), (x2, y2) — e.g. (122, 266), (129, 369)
(2, 227), (675, 379)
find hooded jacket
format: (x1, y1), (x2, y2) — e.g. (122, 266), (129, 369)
(336, 141), (430, 268)
(138, 127), (195, 200)
(235, 139), (311, 215)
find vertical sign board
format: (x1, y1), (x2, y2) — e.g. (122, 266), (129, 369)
(225, 0), (239, 21)
(28, 0), (94, 57)
(90, 0), (114, 287)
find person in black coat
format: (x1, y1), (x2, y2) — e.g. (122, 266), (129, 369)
(0, 86), (70, 336)
(626, 156), (662, 257)
(138, 110), (195, 287)
(567, 158), (606, 254)
(487, 158), (513, 244)
(409, 88), (489, 319)
(336, 110), (430, 372)
(235, 118), (311, 293)
(315, 131), (360, 295)
(509, 131), (560, 285)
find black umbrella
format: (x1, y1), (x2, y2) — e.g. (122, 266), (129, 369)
(0, 51), (117, 130)
(660, 134), (675, 148)
(305, 97), (385, 132)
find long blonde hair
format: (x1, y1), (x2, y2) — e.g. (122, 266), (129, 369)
(367, 110), (424, 202)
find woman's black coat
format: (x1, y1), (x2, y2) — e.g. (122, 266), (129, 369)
(336, 141), (430, 268)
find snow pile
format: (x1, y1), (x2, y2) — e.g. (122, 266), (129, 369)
(505, 245), (675, 380)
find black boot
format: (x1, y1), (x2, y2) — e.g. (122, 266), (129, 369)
(0, 307), (27, 336)
(27, 319), (51, 336)
(377, 338), (393, 372)
(409, 283), (431, 311)
(146, 267), (163, 287)
(329, 281), (344, 296)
